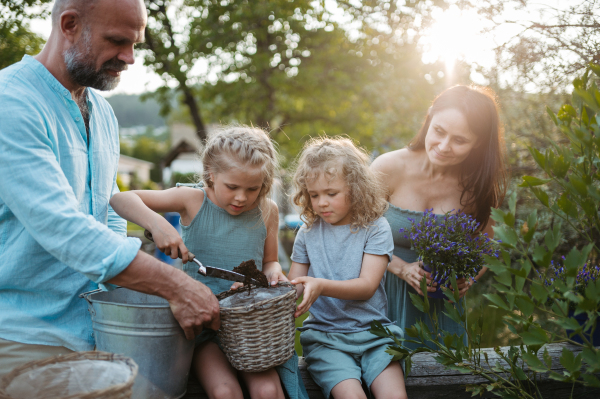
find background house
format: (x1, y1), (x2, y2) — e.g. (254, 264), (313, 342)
(118, 154), (155, 189)
(161, 123), (205, 185)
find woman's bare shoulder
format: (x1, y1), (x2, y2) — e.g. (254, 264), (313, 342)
(372, 148), (416, 176)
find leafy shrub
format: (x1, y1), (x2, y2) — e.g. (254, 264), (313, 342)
(372, 63), (600, 398)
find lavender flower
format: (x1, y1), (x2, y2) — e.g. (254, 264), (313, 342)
(537, 259), (600, 296)
(402, 209), (499, 288)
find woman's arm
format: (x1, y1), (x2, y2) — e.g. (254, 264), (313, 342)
(110, 187), (203, 262)
(291, 253), (389, 317)
(388, 255), (437, 296)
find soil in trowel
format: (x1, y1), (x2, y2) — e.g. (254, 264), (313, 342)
(232, 260), (269, 288)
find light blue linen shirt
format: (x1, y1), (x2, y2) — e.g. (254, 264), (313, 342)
(0, 56), (141, 351)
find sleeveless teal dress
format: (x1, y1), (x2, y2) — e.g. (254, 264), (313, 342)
(384, 203), (467, 351)
(179, 185), (308, 399)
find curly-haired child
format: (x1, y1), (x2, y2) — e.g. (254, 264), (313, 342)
(110, 125), (307, 399)
(288, 137), (407, 399)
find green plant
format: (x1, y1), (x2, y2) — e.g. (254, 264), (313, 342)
(371, 63), (600, 398)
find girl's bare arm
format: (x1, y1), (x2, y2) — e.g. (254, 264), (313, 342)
(288, 261), (309, 299)
(109, 187), (203, 262)
(260, 200), (287, 285)
(292, 253), (388, 316)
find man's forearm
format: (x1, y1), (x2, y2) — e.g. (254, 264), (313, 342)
(107, 250), (184, 301)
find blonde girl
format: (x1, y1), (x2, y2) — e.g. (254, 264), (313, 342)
(110, 125), (289, 399)
(288, 137), (407, 399)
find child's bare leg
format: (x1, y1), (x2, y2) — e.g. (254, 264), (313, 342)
(331, 379), (367, 399)
(370, 361), (407, 399)
(193, 342), (243, 399)
(240, 368), (285, 399)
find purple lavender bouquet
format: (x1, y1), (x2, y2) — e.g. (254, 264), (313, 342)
(401, 209), (499, 298)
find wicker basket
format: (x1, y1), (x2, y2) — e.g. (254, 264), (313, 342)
(0, 351), (137, 399)
(216, 282), (296, 372)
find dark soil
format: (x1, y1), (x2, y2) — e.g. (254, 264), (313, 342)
(232, 260), (269, 288)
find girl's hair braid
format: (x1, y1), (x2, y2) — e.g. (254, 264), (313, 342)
(200, 125), (279, 221)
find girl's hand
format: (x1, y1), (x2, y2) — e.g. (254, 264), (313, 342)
(150, 219), (191, 263)
(229, 269), (290, 290)
(291, 276), (323, 318)
(266, 270), (289, 286)
(387, 256), (437, 296)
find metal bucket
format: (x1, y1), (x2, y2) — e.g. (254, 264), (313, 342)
(81, 288), (194, 399)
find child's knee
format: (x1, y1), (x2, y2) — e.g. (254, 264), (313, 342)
(209, 382), (242, 399)
(250, 379), (282, 399)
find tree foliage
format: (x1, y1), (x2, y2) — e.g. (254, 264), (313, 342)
(472, 0), (600, 91)
(140, 0), (446, 159)
(0, 0), (52, 69)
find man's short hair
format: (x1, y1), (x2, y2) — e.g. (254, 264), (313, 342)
(51, 0), (97, 28)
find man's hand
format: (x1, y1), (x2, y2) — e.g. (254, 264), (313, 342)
(167, 278), (220, 339)
(108, 251), (220, 340)
(291, 276), (323, 318)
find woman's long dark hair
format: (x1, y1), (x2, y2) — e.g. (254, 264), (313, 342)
(408, 85), (507, 228)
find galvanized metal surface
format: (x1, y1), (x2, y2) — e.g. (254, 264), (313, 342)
(84, 289), (194, 399)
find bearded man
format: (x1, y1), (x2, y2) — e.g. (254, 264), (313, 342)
(0, 0), (219, 376)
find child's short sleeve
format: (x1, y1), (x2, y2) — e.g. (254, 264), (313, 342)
(290, 226), (310, 264)
(364, 217), (394, 262)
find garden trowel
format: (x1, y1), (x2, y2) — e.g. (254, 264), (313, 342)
(143, 229), (261, 285)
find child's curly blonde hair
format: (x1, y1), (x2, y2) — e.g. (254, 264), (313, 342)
(292, 136), (388, 231)
(200, 125), (279, 220)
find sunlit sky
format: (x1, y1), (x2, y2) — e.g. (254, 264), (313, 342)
(28, 1), (565, 96)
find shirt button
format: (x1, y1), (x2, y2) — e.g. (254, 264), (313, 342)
(76, 117), (80, 121)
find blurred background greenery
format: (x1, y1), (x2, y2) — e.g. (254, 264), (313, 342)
(3, 0), (599, 349)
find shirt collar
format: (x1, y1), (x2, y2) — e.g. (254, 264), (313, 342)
(22, 55), (77, 100)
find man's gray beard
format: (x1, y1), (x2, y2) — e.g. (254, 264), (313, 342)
(64, 29), (127, 91)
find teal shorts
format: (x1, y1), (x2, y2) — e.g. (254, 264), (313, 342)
(300, 325), (404, 398)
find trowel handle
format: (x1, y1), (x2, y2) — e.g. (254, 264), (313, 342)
(144, 229), (195, 261)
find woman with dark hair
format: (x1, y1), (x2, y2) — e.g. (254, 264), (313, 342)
(371, 85), (507, 349)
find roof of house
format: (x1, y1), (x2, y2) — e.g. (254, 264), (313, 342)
(119, 154), (155, 167)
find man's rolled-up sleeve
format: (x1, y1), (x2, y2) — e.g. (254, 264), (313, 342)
(108, 180), (128, 237)
(0, 96), (140, 284)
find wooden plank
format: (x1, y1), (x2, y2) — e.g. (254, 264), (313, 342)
(182, 343), (600, 398)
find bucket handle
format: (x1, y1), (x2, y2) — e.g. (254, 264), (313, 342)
(79, 288), (104, 304)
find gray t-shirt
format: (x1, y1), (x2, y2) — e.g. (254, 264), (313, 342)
(291, 217), (394, 333)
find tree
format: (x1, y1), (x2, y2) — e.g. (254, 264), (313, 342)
(140, 0), (450, 160)
(0, 0), (52, 70)
(472, 0), (600, 91)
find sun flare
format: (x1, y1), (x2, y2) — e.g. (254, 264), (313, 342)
(420, 5), (495, 77)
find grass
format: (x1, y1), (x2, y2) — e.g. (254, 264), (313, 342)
(127, 221), (144, 232)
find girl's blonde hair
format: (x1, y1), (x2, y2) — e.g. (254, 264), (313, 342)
(292, 137), (388, 231)
(200, 125), (279, 220)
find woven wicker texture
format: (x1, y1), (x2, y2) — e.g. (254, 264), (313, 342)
(216, 283), (296, 373)
(0, 351), (138, 399)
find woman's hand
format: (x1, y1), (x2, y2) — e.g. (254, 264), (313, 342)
(291, 276), (323, 318)
(150, 219), (191, 263)
(387, 256), (437, 296)
(453, 267), (487, 299)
